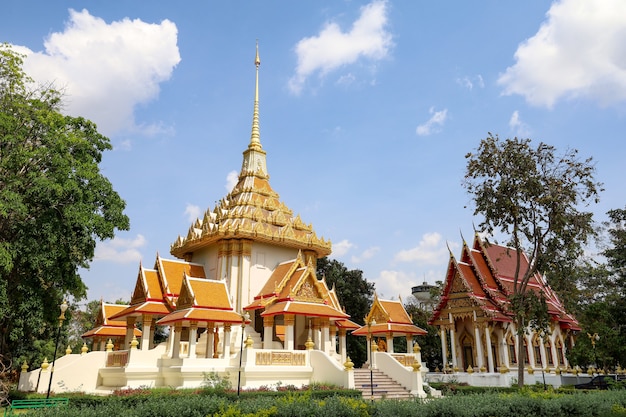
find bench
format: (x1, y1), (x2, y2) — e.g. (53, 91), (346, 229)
(4, 398), (69, 416)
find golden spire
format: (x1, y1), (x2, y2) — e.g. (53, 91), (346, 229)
(249, 41), (262, 150)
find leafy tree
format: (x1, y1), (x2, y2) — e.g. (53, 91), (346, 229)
(316, 257), (375, 368)
(569, 207), (626, 370)
(0, 46), (129, 366)
(463, 134), (601, 385)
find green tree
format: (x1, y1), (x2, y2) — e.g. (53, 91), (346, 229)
(0, 46), (129, 366)
(316, 257), (375, 368)
(463, 134), (601, 385)
(569, 207), (626, 370)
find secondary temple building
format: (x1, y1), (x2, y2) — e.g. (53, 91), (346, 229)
(428, 234), (580, 376)
(18, 46), (427, 398)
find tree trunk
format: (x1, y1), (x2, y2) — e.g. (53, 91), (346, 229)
(517, 318), (525, 388)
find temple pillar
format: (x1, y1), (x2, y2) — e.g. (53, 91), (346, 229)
(539, 336), (548, 369)
(386, 332), (394, 353)
(330, 324), (338, 354)
(338, 328), (347, 363)
(188, 323), (198, 358)
(485, 325), (494, 373)
(171, 323), (182, 359)
(263, 316), (273, 349)
(440, 327), (448, 367)
(474, 324), (484, 370)
(320, 318), (330, 354)
(141, 315), (152, 351)
(284, 315), (295, 350)
(149, 317), (156, 349)
(502, 337), (510, 368)
(223, 324), (232, 358)
(526, 333), (535, 369)
(206, 324), (215, 358)
(406, 335), (413, 354)
(550, 336), (559, 369)
(125, 316), (137, 349)
(449, 326), (458, 369)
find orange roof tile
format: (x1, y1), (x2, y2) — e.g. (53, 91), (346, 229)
(261, 301), (350, 319)
(352, 322), (427, 337)
(157, 308), (244, 326)
(108, 301), (171, 320)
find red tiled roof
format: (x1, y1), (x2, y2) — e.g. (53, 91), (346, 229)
(429, 235), (578, 330)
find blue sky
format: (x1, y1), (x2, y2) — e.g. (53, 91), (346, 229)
(2, 1), (625, 306)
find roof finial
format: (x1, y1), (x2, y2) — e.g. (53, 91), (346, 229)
(249, 40), (262, 150)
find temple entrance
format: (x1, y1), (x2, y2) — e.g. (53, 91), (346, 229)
(460, 333), (474, 369)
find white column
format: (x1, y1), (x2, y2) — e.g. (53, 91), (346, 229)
(449, 327), (458, 369)
(125, 316), (137, 349)
(321, 319), (330, 354)
(206, 325), (215, 358)
(502, 337), (510, 368)
(222, 324), (232, 358)
(485, 325), (494, 373)
(526, 334), (535, 369)
(166, 325), (175, 355)
(538, 336), (548, 369)
(406, 335), (413, 354)
(440, 328), (448, 368)
(386, 332), (394, 353)
(339, 328), (347, 363)
(188, 323), (198, 358)
(171, 323), (182, 359)
(474, 325), (484, 370)
(285, 315), (295, 350)
(141, 315), (152, 351)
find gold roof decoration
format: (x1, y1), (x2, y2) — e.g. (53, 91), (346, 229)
(171, 45), (331, 259)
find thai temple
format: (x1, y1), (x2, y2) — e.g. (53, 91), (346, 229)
(427, 234), (582, 387)
(17, 46), (429, 399)
(17, 46), (589, 397)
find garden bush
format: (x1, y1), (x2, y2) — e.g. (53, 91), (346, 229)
(19, 387), (626, 417)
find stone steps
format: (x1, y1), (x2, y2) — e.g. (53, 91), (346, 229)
(353, 369), (413, 400)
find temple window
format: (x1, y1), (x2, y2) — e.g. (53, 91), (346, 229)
(556, 339), (565, 366)
(545, 340), (554, 365)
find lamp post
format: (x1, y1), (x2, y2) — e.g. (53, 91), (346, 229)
(367, 318), (376, 400)
(237, 311), (250, 397)
(588, 332), (600, 373)
(46, 300), (68, 399)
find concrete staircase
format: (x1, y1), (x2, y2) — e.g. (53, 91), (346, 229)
(353, 369), (413, 400)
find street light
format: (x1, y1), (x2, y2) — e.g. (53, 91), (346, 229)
(237, 311), (250, 397)
(46, 300), (68, 399)
(588, 332), (600, 373)
(367, 318), (376, 400)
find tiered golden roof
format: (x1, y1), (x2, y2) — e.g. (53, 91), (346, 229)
(171, 45), (331, 259)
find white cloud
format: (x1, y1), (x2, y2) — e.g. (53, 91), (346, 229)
(394, 232), (448, 265)
(184, 204), (202, 222)
(374, 270), (416, 300)
(14, 9), (180, 136)
(498, 0), (626, 108)
(508, 110), (531, 137)
(416, 107), (448, 136)
(94, 234), (146, 263)
(351, 246), (380, 264)
(456, 75), (485, 91)
(225, 170), (239, 192)
(332, 239), (354, 257)
(288, 0), (393, 94)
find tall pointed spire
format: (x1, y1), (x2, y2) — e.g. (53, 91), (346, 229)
(240, 41), (268, 180)
(249, 41), (262, 150)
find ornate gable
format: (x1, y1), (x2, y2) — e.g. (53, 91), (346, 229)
(176, 277), (195, 310)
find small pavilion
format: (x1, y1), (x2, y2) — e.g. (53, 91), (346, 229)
(81, 301), (142, 351)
